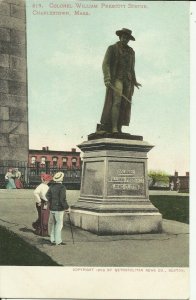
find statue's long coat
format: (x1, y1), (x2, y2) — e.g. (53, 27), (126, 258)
(100, 42), (137, 127)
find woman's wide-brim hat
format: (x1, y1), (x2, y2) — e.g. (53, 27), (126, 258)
(41, 173), (53, 182)
(116, 28), (135, 41)
(53, 172), (64, 182)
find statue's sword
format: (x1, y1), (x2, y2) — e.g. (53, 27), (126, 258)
(108, 83), (132, 104)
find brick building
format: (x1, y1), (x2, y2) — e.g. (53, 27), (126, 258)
(29, 146), (81, 169)
(169, 171), (189, 193)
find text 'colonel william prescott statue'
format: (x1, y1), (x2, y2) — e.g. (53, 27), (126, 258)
(98, 28), (142, 135)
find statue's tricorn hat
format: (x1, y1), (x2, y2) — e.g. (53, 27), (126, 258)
(116, 28), (135, 41)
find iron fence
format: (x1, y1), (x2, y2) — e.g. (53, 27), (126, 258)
(0, 161), (81, 189)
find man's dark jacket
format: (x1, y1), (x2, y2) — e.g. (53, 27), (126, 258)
(46, 183), (69, 211)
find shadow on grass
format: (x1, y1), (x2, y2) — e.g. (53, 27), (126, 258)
(150, 195), (189, 224)
(0, 225), (59, 266)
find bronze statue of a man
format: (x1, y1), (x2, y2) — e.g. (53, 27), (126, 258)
(99, 28), (141, 134)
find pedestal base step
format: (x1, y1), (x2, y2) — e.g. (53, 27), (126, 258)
(70, 209), (162, 235)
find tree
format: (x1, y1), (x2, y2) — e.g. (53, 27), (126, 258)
(148, 170), (170, 187)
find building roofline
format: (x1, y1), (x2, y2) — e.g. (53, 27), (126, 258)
(29, 149), (80, 156)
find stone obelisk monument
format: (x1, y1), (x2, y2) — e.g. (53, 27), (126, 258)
(71, 28), (162, 234)
(0, 0), (28, 166)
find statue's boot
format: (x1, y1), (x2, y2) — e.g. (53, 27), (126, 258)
(96, 123), (107, 134)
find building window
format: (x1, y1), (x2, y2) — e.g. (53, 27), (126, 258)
(41, 157), (46, 165)
(62, 157), (67, 167)
(31, 156), (36, 164)
(52, 157), (58, 167)
(72, 157), (77, 167)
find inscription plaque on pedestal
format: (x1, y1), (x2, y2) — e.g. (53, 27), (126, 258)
(107, 161), (145, 197)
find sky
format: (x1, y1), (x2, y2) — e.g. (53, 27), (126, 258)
(26, 0), (189, 175)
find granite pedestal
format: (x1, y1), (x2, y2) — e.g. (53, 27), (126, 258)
(71, 138), (162, 235)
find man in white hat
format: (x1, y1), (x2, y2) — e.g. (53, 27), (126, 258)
(46, 172), (70, 245)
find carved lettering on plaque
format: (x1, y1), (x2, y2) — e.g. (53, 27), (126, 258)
(108, 168), (144, 191)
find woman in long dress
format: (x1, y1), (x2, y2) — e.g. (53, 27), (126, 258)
(32, 173), (53, 236)
(5, 168), (16, 189)
(14, 168), (23, 189)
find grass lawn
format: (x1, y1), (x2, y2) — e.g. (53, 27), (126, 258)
(150, 195), (189, 224)
(0, 225), (59, 266)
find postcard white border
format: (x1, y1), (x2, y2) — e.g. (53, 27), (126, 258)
(0, 267), (189, 299)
